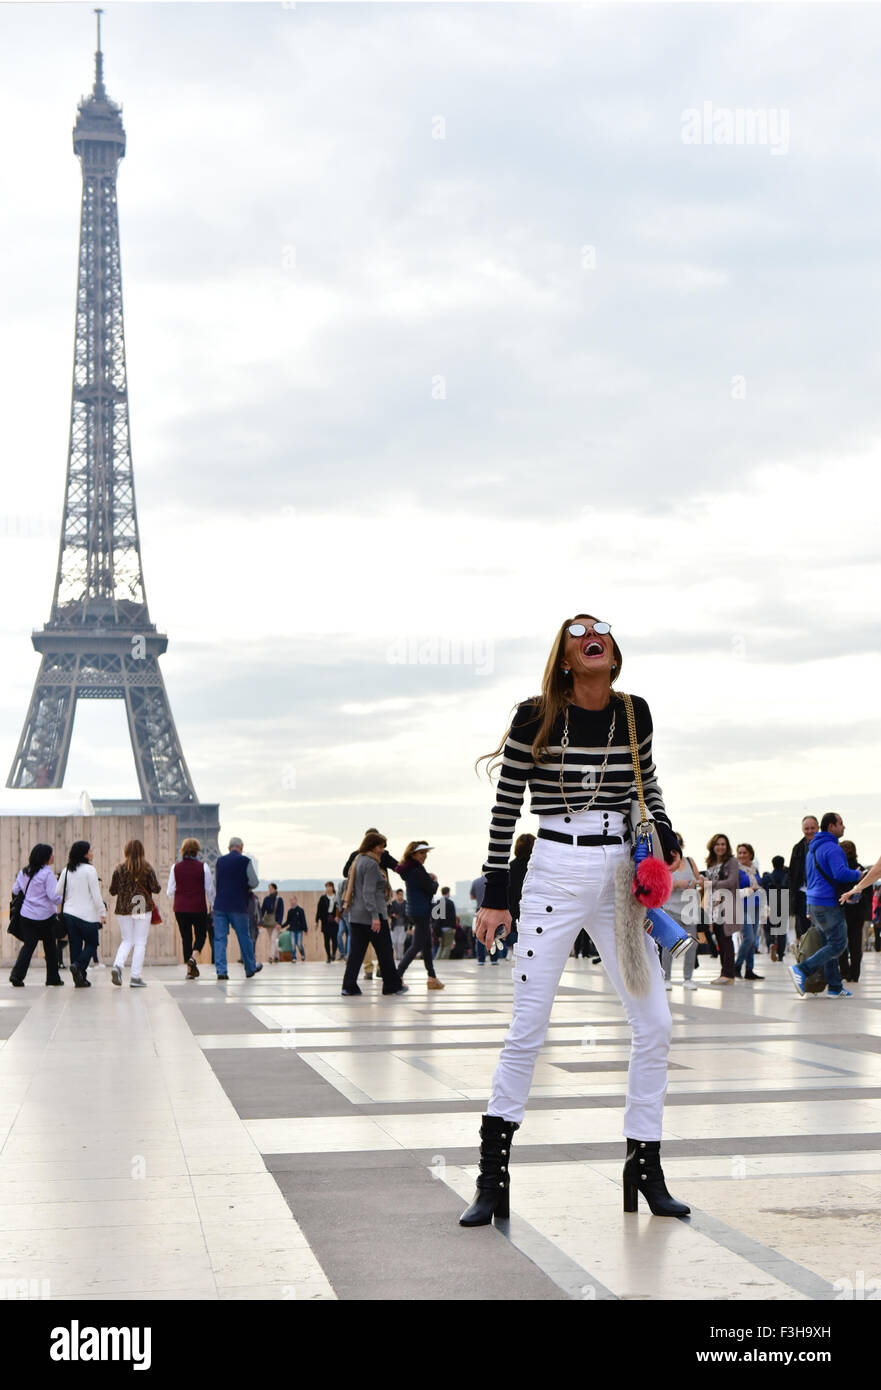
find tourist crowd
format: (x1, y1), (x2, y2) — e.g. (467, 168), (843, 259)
(7, 813), (881, 996)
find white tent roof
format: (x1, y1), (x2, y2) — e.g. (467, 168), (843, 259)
(0, 789), (94, 817)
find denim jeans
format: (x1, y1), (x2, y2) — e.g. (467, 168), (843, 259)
(474, 934), (503, 964)
(291, 929), (305, 961)
(801, 904), (847, 991)
(213, 911), (257, 976)
(63, 913), (100, 975)
(735, 918), (757, 974)
(337, 916), (350, 958)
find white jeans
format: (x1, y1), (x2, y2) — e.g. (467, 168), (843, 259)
(114, 914), (151, 978)
(488, 810), (672, 1140)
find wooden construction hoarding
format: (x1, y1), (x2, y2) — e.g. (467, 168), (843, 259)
(0, 815), (326, 967)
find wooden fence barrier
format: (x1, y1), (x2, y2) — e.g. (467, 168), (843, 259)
(0, 815), (328, 967)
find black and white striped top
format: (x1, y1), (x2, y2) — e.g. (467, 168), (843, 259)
(480, 692), (671, 910)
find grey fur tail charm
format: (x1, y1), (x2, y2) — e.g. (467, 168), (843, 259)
(614, 857), (652, 998)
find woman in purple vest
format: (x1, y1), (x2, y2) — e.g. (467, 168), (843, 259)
(167, 838), (216, 979)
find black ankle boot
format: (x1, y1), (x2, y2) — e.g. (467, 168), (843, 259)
(459, 1115), (519, 1227)
(623, 1139), (690, 1216)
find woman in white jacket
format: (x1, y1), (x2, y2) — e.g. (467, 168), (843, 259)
(57, 841), (107, 988)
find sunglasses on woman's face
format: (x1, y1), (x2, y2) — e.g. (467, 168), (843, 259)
(567, 621), (611, 637)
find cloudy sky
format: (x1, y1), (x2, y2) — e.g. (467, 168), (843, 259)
(1, 1), (879, 885)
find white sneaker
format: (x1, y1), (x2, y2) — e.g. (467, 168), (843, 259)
(664, 981), (673, 991)
(684, 980), (698, 990)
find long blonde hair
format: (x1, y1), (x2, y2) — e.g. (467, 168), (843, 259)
(123, 838), (152, 886)
(476, 613), (624, 776)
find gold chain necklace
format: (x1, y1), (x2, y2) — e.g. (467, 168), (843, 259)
(558, 700), (617, 815)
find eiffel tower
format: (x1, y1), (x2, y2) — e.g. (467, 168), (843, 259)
(7, 14), (219, 859)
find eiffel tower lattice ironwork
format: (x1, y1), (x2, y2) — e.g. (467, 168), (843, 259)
(7, 15), (219, 857)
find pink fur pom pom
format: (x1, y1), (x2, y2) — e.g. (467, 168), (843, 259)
(632, 856), (672, 907)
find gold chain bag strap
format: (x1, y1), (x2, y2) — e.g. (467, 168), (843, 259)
(612, 692), (656, 999)
(621, 691), (662, 861)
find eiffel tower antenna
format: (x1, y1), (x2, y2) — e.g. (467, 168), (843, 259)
(94, 9), (106, 100)
(7, 18), (219, 858)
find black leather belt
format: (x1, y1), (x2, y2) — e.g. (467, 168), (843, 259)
(537, 828), (629, 847)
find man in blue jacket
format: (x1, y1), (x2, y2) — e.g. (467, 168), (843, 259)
(790, 812), (862, 998)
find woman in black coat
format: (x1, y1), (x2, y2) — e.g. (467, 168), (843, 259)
(396, 840), (443, 988)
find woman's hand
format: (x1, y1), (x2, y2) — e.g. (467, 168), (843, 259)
(475, 906), (512, 947)
(371, 916), (381, 933)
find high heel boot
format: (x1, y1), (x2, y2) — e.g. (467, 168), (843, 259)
(459, 1114), (519, 1226)
(623, 1139), (690, 1216)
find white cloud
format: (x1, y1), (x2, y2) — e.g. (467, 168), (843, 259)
(0, 1), (880, 882)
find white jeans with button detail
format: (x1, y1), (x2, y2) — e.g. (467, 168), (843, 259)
(488, 810), (672, 1139)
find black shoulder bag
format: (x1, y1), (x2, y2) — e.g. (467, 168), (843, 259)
(8, 872), (33, 941)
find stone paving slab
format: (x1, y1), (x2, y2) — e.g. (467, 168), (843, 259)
(1, 950), (880, 1301)
(207, 1050), (356, 1119)
(267, 1154), (567, 1301)
(0, 978), (335, 1301)
(0, 1006), (29, 1039)
(176, 1002), (270, 1035)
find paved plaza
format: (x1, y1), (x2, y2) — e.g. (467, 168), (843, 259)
(0, 952), (879, 1302)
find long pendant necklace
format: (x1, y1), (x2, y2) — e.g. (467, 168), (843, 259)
(558, 701), (617, 815)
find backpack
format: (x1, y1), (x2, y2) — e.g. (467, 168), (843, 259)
(796, 924), (828, 994)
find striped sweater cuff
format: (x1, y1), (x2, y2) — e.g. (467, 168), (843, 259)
(481, 872), (509, 911)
